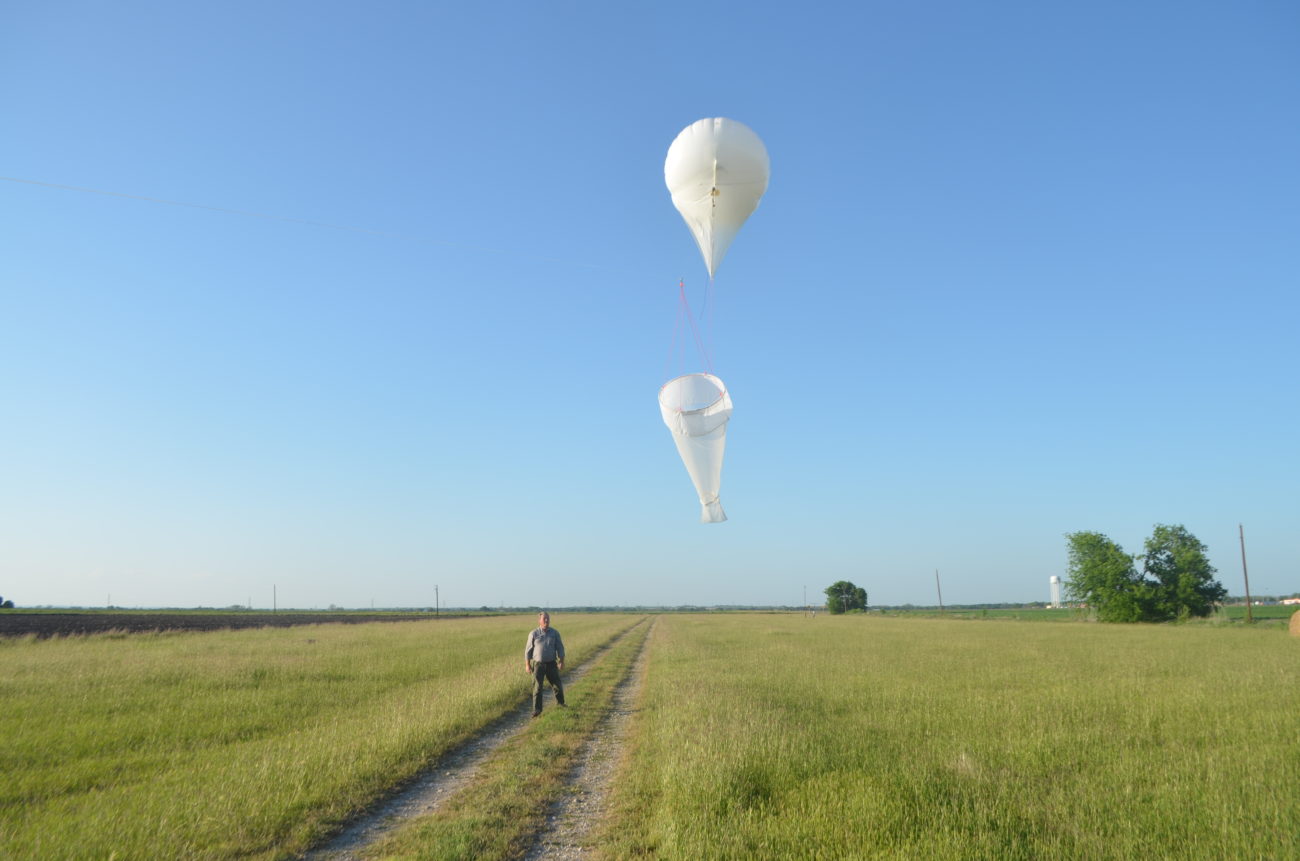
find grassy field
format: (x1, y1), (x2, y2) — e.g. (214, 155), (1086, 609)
(1, 613), (641, 859)
(597, 614), (1300, 859)
(4, 612), (1297, 859)
(878, 603), (1294, 624)
(880, 604), (1298, 624)
(1218, 603), (1298, 622)
(879, 607), (1085, 621)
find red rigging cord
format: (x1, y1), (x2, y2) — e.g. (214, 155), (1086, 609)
(663, 278), (715, 384)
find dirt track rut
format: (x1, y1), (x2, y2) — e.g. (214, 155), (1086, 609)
(522, 621), (651, 859)
(304, 618), (652, 860)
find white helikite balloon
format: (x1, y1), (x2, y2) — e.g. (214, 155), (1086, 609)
(659, 373), (732, 523)
(664, 118), (770, 278)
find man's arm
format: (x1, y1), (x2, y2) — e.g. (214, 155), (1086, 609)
(524, 630), (535, 673)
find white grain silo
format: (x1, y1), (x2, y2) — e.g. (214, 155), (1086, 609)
(1049, 575), (1062, 608)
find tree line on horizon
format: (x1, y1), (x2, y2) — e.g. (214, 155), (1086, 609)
(820, 523), (1257, 623)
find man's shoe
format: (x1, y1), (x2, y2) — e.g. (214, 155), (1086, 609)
(532, 711), (540, 718)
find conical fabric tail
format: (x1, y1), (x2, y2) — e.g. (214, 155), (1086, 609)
(659, 373), (732, 524)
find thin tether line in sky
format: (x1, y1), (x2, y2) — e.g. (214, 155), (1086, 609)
(0, 175), (603, 270)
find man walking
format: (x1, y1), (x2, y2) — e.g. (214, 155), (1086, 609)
(524, 611), (566, 717)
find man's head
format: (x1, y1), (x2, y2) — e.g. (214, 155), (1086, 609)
(538, 612), (550, 629)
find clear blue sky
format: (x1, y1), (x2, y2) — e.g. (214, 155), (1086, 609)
(3, 1), (1297, 609)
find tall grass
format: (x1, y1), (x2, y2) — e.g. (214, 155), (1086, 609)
(599, 614), (1300, 859)
(1, 613), (640, 860)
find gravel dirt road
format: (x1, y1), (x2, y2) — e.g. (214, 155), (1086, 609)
(305, 619), (653, 861)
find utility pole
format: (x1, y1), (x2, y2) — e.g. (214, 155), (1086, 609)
(935, 570), (945, 615)
(273, 584), (277, 614)
(435, 585), (440, 618)
(1240, 524), (1253, 624)
(803, 585), (807, 617)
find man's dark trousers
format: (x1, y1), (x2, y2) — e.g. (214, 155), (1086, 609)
(532, 660), (565, 713)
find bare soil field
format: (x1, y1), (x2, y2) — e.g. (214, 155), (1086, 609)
(0, 612), (443, 638)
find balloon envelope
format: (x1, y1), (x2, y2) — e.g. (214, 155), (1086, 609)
(659, 373), (732, 523)
(664, 118), (769, 278)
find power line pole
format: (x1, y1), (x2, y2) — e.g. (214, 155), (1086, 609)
(935, 570), (945, 615)
(435, 584), (440, 619)
(1239, 524), (1253, 624)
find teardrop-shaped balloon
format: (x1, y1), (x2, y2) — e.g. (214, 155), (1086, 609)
(664, 118), (770, 278)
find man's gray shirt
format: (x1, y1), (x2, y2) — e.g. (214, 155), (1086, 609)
(525, 627), (565, 663)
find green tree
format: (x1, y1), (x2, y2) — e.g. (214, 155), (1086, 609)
(1142, 523), (1225, 620)
(1066, 525), (1226, 622)
(1065, 531), (1153, 622)
(824, 581), (867, 614)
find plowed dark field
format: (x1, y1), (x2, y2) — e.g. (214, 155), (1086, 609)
(0, 612), (443, 638)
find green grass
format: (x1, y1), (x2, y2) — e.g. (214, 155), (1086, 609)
(884, 604), (1297, 625)
(0, 613), (641, 860)
(597, 614), (1300, 859)
(363, 617), (653, 860)
(1218, 603), (1297, 622)
(882, 607), (1085, 621)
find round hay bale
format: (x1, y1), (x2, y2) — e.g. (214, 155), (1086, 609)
(1290, 610), (1300, 638)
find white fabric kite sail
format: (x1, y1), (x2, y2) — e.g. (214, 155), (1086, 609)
(664, 118), (770, 278)
(659, 373), (732, 523)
